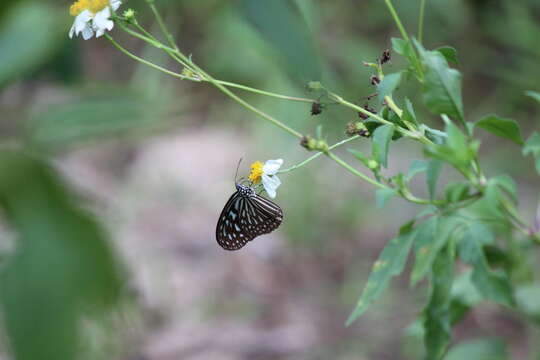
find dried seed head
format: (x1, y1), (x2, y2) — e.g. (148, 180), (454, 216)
(311, 102), (322, 115)
(379, 49), (391, 65)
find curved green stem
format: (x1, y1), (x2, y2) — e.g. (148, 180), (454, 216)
(384, 0), (410, 42)
(146, 0), (179, 51)
(279, 135), (361, 174)
(418, 0), (427, 44)
(326, 152), (387, 190)
(117, 21), (303, 138)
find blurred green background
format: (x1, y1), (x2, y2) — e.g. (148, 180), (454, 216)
(0, 0), (539, 359)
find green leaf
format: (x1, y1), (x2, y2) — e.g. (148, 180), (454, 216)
(377, 72), (402, 105)
(240, 0), (321, 82)
(0, 151), (123, 360)
(0, 2), (65, 88)
(372, 124), (394, 168)
(403, 98), (418, 126)
(425, 122), (478, 169)
(346, 222), (416, 325)
(375, 188), (398, 208)
(423, 125), (447, 144)
(414, 40), (464, 125)
(475, 115), (523, 145)
(391, 37), (422, 78)
(525, 91), (540, 103)
(436, 46), (459, 65)
(426, 160), (443, 200)
(423, 244), (455, 360)
(411, 217), (460, 286)
(458, 223), (515, 307)
(445, 338), (507, 360)
(490, 174), (517, 204)
(523, 132), (540, 175)
(444, 182), (470, 203)
(407, 160), (428, 181)
(348, 149), (371, 168)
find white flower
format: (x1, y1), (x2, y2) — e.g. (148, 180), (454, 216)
(69, 0), (121, 40)
(249, 159), (283, 199)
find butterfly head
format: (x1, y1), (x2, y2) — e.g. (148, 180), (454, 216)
(235, 183), (256, 197)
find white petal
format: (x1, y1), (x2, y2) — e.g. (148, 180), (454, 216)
(93, 7), (112, 28)
(109, 0), (122, 11)
(262, 159), (283, 175)
(69, 22), (76, 38)
(262, 174), (281, 199)
(82, 24), (94, 40)
(74, 10), (92, 34)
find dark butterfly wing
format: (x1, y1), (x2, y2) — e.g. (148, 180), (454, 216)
(244, 194), (283, 238)
(216, 192), (283, 251)
(216, 191), (250, 250)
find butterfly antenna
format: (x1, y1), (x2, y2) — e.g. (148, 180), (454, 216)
(234, 158), (243, 183)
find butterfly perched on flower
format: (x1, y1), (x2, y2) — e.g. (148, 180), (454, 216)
(216, 159), (284, 251)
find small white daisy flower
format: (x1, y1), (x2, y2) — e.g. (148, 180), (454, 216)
(69, 0), (121, 40)
(248, 159), (283, 199)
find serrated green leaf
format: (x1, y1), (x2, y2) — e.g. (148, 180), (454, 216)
(411, 217), (461, 286)
(375, 188), (397, 208)
(445, 338), (507, 360)
(377, 72), (402, 105)
(525, 91), (540, 103)
(423, 244), (455, 360)
(426, 160), (443, 200)
(458, 223), (515, 307)
(240, 0), (321, 82)
(414, 40), (464, 125)
(346, 223), (416, 325)
(475, 115), (523, 145)
(436, 46), (459, 65)
(407, 160), (428, 181)
(372, 124), (394, 168)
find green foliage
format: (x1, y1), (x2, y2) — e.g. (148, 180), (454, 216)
(414, 40), (465, 125)
(475, 115), (523, 145)
(377, 72), (402, 105)
(423, 244), (455, 360)
(346, 222), (416, 325)
(0, 151), (124, 360)
(372, 124), (394, 168)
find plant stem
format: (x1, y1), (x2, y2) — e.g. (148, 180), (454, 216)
(117, 21), (304, 138)
(326, 152), (387, 190)
(384, 0), (410, 42)
(418, 0), (427, 44)
(105, 34), (189, 80)
(146, 0), (179, 51)
(279, 135), (361, 174)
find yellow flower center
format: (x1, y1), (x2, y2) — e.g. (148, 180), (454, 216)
(248, 161), (264, 184)
(69, 0), (109, 16)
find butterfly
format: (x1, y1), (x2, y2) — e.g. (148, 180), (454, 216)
(216, 183), (283, 251)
